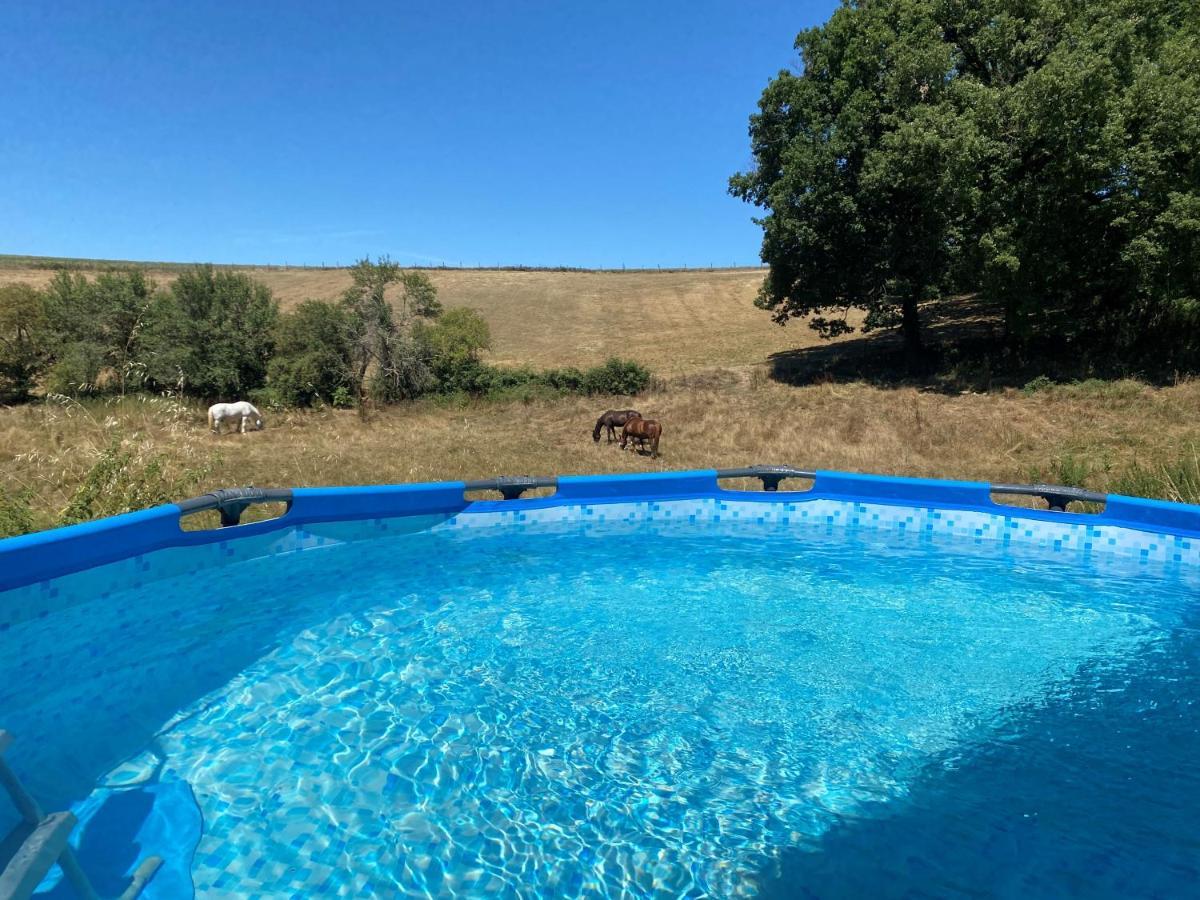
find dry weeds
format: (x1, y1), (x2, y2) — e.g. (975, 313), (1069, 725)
(4, 374), (1198, 531)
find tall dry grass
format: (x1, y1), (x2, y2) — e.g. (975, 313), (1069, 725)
(5, 373), (1200, 533)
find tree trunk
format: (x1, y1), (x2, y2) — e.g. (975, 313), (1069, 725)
(354, 357), (370, 418)
(901, 289), (925, 373)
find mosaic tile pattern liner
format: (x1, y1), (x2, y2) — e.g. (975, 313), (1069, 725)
(3, 496), (1197, 633)
(3, 494), (1198, 897)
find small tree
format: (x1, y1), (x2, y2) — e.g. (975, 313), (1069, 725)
(0, 284), (51, 403)
(142, 266), (278, 397)
(42, 271), (104, 394)
(400, 271), (442, 318)
(423, 307), (490, 364)
(93, 269), (157, 394)
(42, 269), (157, 394)
(341, 257), (442, 405)
(267, 299), (354, 407)
(421, 307), (492, 393)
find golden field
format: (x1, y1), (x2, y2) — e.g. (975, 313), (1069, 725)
(0, 261), (801, 374)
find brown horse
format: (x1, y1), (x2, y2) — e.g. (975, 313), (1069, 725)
(620, 416), (662, 458)
(593, 409), (641, 443)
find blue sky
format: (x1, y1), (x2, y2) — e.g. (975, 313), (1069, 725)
(1, 1), (837, 268)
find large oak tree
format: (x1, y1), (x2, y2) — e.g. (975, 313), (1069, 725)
(733, 0), (1200, 372)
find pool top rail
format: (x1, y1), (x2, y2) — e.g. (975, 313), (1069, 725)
(3, 465), (1200, 593)
(171, 468), (1106, 523)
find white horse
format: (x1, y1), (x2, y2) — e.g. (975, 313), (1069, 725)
(208, 401), (264, 434)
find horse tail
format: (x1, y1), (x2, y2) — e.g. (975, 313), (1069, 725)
(651, 424), (661, 459)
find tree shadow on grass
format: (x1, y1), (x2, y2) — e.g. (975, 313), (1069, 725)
(754, 612), (1200, 899)
(768, 296), (1149, 393)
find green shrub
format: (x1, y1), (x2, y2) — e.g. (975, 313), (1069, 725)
(246, 386), (287, 412)
(423, 308), (493, 395)
(267, 299), (353, 407)
(40, 269), (158, 396)
(59, 438), (214, 526)
(1059, 378), (1146, 402)
(331, 386), (354, 409)
(1109, 463), (1164, 502)
(1020, 375), (1055, 395)
(485, 366), (540, 391)
(423, 308), (490, 365)
(0, 283), (51, 403)
(541, 367), (586, 393)
(0, 487), (35, 537)
(46, 341), (106, 396)
(582, 357), (651, 396)
(485, 382), (563, 404)
(430, 356), (495, 395)
(1047, 453), (1094, 489)
(141, 266), (278, 398)
(428, 357), (650, 400)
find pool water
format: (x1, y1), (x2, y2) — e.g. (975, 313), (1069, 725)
(2, 516), (1198, 898)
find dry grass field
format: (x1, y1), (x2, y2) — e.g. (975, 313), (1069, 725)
(3, 375), (1200, 532)
(2, 257), (1199, 532)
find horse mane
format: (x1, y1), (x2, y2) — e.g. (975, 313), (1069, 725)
(593, 413), (608, 441)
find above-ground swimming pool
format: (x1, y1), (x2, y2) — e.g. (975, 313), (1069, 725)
(1, 467), (1198, 898)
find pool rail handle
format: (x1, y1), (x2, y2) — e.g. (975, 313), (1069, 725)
(175, 468), (1106, 528)
(0, 730), (162, 900)
(990, 482), (1106, 512)
(176, 487), (294, 528)
(463, 475), (558, 501)
(716, 465), (817, 491)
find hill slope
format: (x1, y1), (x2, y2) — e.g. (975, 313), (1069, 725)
(0, 259), (802, 374)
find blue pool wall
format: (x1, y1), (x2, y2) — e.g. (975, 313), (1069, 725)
(4, 466), (1200, 857)
(4, 468), (1200, 599)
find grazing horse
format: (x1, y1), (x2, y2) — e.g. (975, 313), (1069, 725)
(208, 401), (264, 434)
(592, 409), (642, 443)
(620, 417), (662, 458)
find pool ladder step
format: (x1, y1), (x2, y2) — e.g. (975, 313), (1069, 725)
(0, 730), (162, 900)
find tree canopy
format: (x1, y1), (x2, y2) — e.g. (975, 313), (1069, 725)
(142, 266), (278, 396)
(340, 257), (443, 404)
(732, 0), (1200, 372)
(0, 284), (51, 403)
(0, 262), (655, 410)
(267, 299), (354, 407)
(43, 269), (156, 394)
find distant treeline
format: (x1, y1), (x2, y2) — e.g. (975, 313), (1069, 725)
(0, 255), (769, 276)
(0, 258), (651, 407)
